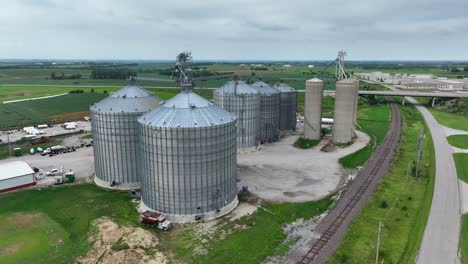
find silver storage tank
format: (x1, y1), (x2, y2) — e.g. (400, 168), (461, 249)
(214, 80), (260, 151)
(333, 78), (359, 144)
(273, 82), (297, 131)
(251, 81), (280, 142)
(138, 91), (238, 223)
(90, 84), (162, 190)
(304, 78), (324, 140)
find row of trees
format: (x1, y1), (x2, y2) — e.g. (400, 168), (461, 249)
(90, 69), (137, 79)
(50, 72), (82, 80)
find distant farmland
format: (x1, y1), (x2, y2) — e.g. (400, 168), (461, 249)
(0, 88), (191, 129)
(0, 93), (107, 128)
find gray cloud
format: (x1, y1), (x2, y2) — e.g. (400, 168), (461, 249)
(0, 0), (467, 60)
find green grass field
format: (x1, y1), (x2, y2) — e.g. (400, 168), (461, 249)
(339, 103), (391, 168)
(454, 153), (468, 183)
(447, 135), (468, 149)
(0, 184), (138, 264)
(429, 110), (468, 131)
(461, 214), (468, 264)
(0, 213), (69, 264)
(330, 105), (435, 264)
(0, 183), (333, 264)
(162, 199), (333, 264)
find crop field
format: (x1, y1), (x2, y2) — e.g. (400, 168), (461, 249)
(0, 93), (107, 128)
(331, 105), (435, 264)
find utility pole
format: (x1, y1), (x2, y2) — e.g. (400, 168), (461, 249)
(375, 221), (383, 264)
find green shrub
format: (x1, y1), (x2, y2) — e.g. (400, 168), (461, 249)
(294, 137), (320, 149)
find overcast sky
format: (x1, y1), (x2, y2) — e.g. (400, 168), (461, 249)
(1, 0), (467, 61)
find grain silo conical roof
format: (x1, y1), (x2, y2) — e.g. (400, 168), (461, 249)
(139, 91), (235, 127)
(215, 80), (259, 95)
(91, 84), (161, 113)
(251, 81), (279, 94)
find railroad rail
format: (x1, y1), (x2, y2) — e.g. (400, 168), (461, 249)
(297, 100), (402, 264)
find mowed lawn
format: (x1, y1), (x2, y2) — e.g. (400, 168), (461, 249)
(0, 213), (69, 264)
(462, 214), (468, 264)
(454, 153), (468, 183)
(430, 110), (468, 131)
(0, 184), (138, 264)
(339, 104), (391, 168)
(447, 135), (468, 149)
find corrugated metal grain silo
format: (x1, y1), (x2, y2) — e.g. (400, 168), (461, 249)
(251, 81), (280, 142)
(214, 80), (260, 151)
(273, 82), (297, 131)
(90, 84), (162, 190)
(138, 91), (238, 223)
(333, 78), (359, 144)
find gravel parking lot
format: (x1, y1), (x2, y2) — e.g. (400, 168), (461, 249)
(237, 131), (370, 203)
(0, 121), (91, 143)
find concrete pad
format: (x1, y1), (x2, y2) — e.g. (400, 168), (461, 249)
(452, 147), (468, 154)
(443, 126), (468, 136)
(237, 131), (370, 203)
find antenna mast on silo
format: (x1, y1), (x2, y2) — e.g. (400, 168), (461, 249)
(318, 50), (349, 80)
(336, 50), (347, 80)
(172, 51), (193, 92)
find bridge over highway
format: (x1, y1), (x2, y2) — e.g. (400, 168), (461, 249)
(320, 90), (468, 98)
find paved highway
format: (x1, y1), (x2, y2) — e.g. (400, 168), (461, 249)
(381, 83), (462, 264)
(408, 97), (462, 264)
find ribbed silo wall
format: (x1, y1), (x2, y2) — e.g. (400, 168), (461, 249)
(139, 122), (238, 222)
(333, 79), (358, 143)
(279, 92), (297, 131)
(259, 93), (280, 142)
(352, 80), (360, 129)
(91, 111), (142, 189)
(214, 93), (260, 150)
(304, 79), (323, 140)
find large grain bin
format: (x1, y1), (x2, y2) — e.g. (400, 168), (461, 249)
(273, 82), (297, 131)
(304, 78), (324, 140)
(138, 91), (238, 223)
(214, 80), (260, 151)
(333, 79), (359, 144)
(90, 84), (161, 190)
(251, 81), (280, 142)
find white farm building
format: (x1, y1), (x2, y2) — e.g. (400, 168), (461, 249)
(0, 161), (35, 193)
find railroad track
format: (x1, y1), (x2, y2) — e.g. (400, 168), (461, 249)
(297, 100), (401, 264)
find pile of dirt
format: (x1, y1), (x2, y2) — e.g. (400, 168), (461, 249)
(77, 217), (167, 264)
